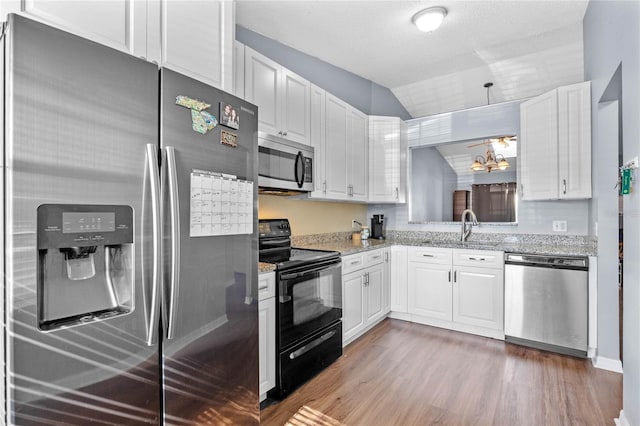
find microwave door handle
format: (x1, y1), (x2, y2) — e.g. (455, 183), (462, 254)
(294, 151), (304, 188)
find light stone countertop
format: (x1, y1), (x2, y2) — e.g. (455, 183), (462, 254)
(294, 237), (597, 258)
(259, 262), (276, 273)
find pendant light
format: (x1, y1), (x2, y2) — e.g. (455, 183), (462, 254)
(470, 82), (511, 173)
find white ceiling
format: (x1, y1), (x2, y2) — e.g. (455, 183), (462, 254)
(235, 0), (589, 117)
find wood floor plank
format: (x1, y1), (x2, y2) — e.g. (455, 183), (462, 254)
(261, 319), (621, 426)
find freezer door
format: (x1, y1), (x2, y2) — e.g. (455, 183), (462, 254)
(160, 68), (259, 424)
(3, 15), (161, 424)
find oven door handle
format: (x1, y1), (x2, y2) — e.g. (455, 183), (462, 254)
(280, 262), (341, 280)
(289, 330), (336, 360)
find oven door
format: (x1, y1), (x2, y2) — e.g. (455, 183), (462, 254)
(277, 258), (342, 349)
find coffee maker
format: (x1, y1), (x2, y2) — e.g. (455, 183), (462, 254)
(370, 214), (385, 239)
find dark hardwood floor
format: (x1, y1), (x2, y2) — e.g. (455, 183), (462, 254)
(261, 319), (622, 426)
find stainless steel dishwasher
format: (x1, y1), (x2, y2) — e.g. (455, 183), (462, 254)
(504, 253), (588, 357)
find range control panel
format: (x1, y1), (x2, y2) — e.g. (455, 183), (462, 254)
(37, 204), (133, 249)
(258, 218), (291, 238)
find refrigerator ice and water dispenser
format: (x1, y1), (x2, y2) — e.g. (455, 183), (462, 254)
(37, 204), (134, 331)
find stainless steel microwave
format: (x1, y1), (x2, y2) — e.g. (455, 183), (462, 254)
(258, 132), (314, 194)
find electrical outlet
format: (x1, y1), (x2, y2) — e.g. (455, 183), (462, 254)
(552, 220), (567, 232)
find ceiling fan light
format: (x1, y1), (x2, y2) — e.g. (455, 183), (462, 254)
(498, 159), (510, 170)
(413, 7), (447, 32)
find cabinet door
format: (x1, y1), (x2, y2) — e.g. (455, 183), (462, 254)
(408, 262), (452, 320)
(365, 264), (385, 324)
(233, 41), (245, 98)
(245, 47), (280, 135)
(342, 271), (365, 343)
(520, 89), (559, 200)
(161, 0), (233, 90)
(390, 246), (408, 313)
(349, 108), (369, 201)
(18, 0), (147, 57)
(369, 117), (401, 202)
(309, 84), (326, 198)
(258, 297), (276, 399)
(325, 94), (349, 199)
(453, 266), (503, 330)
(558, 81), (592, 199)
(281, 68), (311, 145)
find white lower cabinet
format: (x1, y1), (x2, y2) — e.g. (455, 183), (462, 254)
(342, 248), (389, 346)
(258, 271), (276, 402)
(388, 245), (409, 320)
(407, 247), (504, 339)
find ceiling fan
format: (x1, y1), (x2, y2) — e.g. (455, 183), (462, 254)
(467, 135), (516, 149)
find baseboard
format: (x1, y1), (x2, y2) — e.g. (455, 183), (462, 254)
(593, 356), (623, 373)
(615, 409), (630, 426)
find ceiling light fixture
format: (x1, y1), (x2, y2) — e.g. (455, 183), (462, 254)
(471, 148), (510, 173)
(412, 7), (447, 32)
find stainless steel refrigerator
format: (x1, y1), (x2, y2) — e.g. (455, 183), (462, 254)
(1, 14), (259, 425)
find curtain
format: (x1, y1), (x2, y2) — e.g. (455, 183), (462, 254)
(471, 182), (517, 222)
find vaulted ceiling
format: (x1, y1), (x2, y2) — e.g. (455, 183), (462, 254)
(236, 0), (588, 118)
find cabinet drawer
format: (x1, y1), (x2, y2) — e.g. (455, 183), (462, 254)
(453, 249), (503, 269)
(409, 247), (452, 265)
(258, 271), (276, 301)
(342, 248), (385, 274)
(365, 249), (385, 266)
(342, 253), (366, 274)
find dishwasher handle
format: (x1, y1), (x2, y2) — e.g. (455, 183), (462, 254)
(505, 253), (588, 270)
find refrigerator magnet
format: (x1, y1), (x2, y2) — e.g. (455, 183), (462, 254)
(220, 101), (240, 130)
(220, 130), (238, 148)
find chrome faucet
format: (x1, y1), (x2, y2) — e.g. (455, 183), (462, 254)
(461, 209), (478, 242)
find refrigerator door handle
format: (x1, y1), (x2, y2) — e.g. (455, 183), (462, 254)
(146, 144), (162, 346)
(165, 146), (180, 340)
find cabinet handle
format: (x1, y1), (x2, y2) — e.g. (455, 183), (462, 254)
(371, 255), (381, 260)
(258, 283), (269, 291)
(468, 257), (486, 261)
(395, 187), (399, 199)
(521, 184), (524, 197)
(278, 131), (282, 136)
(283, 131), (288, 136)
(350, 260), (361, 266)
(563, 179), (567, 195)
(323, 180), (327, 194)
(422, 254), (435, 257)
(385, 252), (389, 262)
(448, 270), (451, 282)
(454, 270), (457, 283)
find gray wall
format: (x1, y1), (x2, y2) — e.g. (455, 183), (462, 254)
(584, 1), (640, 423)
(410, 147), (456, 222)
(236, 26), (411, 120)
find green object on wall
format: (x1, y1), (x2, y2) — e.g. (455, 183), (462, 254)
(621, 168), (632, 195)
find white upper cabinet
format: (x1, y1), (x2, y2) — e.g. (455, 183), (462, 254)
(348, 108), (369, 201)
(310, 84), (327, 197)
(369, 116), (407, 203)
(324, 93), (350, 199)
(5, 0), (148, 57)
(520, 81), (591, 200)
(557, 82), (592, 199)
(244, 47), (311, 144)
(233, 41), (245, 98)
(318, 92), (368, 201)
(5, 0), (234, 91)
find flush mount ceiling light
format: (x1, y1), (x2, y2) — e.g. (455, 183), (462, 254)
(412, 7), (448, 32)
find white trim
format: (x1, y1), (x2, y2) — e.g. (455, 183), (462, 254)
(615, 409), (630, 426)
(592, 356), (623, 373)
